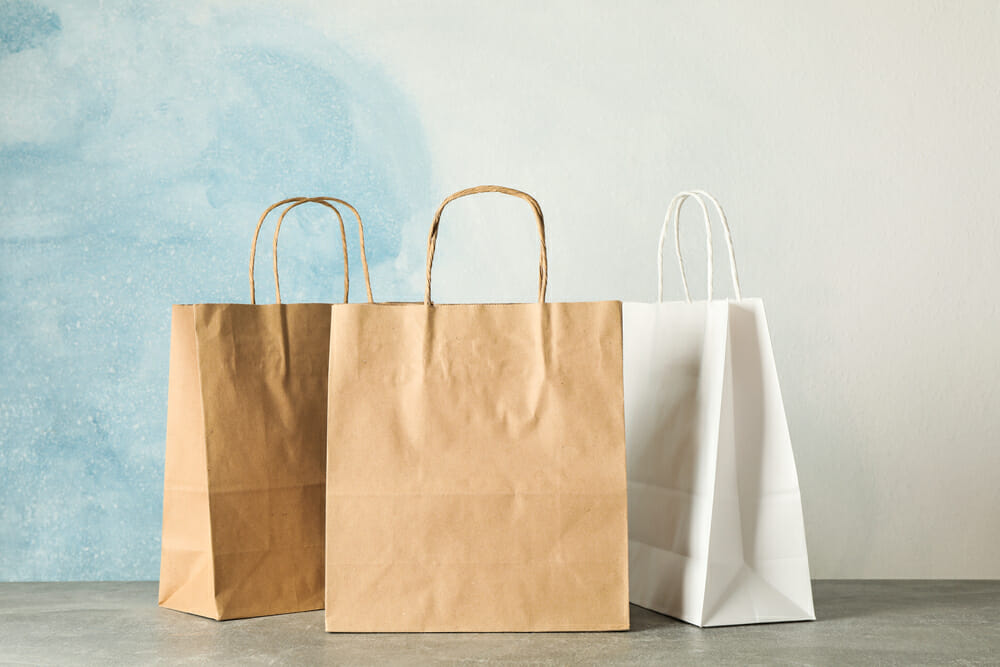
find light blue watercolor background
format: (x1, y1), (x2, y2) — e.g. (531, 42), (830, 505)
(0, 0), (433, 580)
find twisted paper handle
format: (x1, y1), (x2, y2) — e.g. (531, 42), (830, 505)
(249, 197), (374, 304)
(424, 185), (547, 305)
(657, 190), (742, 303)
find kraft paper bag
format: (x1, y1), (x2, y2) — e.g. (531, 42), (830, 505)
(624, 191), (815, 627)
(158, 197), (374, 620)
(324, 186), (630, 632)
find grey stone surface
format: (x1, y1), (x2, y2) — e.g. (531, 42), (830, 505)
(0, 581), (997, 665)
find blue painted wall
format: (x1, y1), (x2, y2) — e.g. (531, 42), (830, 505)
(0, 1), (432, 580)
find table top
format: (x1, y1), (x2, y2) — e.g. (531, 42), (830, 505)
(1, 580), (997, 665)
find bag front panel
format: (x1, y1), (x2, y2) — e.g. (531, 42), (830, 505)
(623, 300), (730, 623)
(193, 303), (331, 619)
(325, 301), (628, 632)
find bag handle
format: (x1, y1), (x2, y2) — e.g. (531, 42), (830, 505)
(424, 185), (547, 305)
(657, 190), (742, 303)
(248, 197), (375, 305)
(249, 197), (346, 304)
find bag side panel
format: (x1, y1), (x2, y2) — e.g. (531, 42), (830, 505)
(701, 305), (755, 626)
(711, 299), (814, 624)
(158, 305), (219, 619)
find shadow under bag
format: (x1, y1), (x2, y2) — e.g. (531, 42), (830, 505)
(623, 191), (815, 627)
(324, 186), (629, 632)
(159, 197), (373, 620)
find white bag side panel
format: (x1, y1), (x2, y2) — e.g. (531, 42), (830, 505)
(701, 304), (750, 625)
(733, 299), (815, 620)
(702, 300), (815, 626)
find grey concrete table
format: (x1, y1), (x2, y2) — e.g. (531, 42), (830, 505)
(0, 581), (997, 665)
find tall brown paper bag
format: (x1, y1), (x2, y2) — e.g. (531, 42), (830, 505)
(324, 186), (629, 632)
(158, 197), (373, 620)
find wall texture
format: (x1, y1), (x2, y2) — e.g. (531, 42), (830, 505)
(1, 0), (998, 580)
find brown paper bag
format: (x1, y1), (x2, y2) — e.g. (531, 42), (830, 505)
(324, 186), (629, 632)
(158, 197), (373, 620)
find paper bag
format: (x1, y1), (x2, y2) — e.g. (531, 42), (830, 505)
(158, 197), (373, 620)
(624, 191), (815, 627)
(324, 186), (629, 632)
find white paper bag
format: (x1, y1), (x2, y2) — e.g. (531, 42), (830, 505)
(624, 191), (815, 627)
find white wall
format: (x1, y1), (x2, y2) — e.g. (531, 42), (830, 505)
(293, 0), (1000, 578)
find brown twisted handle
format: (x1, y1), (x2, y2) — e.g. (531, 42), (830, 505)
(424, 185), (547, 305)
(249, 197), (374, 304)
(273, 199), (346, 305)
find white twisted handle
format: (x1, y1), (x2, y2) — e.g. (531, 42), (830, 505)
(657, 189), (742, 303)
